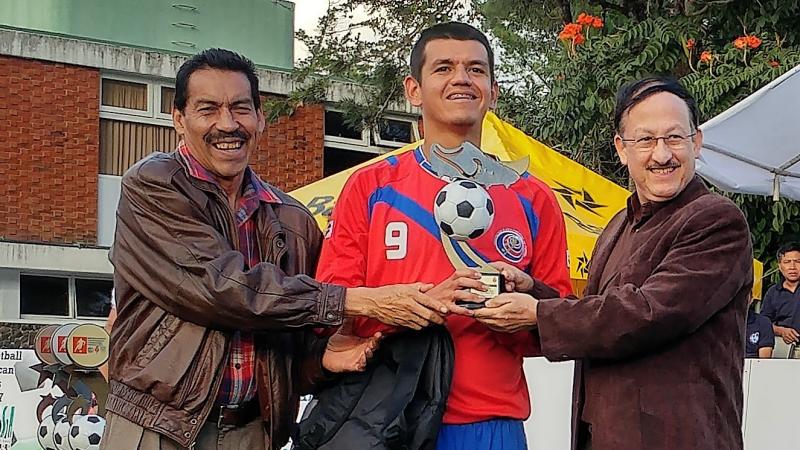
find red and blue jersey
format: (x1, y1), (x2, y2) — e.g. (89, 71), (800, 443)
(317, 147), (572, 424)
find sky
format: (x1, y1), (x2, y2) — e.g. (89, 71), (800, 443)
(289, 0), (338, 62)
(288, 0), (473, 63)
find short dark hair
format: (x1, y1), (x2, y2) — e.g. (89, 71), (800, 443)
(410, 22), (495, 82)
(614, 76), (699, 132)
(777, 242), (800, 259)
(174, 48), (261, 112)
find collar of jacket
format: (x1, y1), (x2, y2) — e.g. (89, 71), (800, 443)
(172, 150), (289, 265)
(175, 141), (282, 205)
(626, 175), (708, 227)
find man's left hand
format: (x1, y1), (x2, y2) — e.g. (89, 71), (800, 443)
(322, 325), (382, 373)
(489, 261), (534, 293)
(472, 293), (538, 333)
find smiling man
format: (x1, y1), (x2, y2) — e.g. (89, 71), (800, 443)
(104, 48), (450, 450)
(317, 23), (572, 449)
(480, 77), (754, 450)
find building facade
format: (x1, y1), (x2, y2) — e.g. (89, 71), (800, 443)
(0, 0), (419, 349)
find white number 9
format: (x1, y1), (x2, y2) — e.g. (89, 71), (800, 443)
(385, 222), (408, 260)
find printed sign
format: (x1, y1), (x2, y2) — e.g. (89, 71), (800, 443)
(67, 324), (109, 369)
(33, 326), (59, 366)
(0, 348), (107, 450)
(51, 324), (78, 366)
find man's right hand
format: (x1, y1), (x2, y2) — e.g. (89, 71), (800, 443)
(426, 269), (486, 315)
(344, 284), (448, 330)
(776, 325), (800, 344)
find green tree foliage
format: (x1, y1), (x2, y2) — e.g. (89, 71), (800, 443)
(267, 0), (469, 127)
(477, 0), (800, 280)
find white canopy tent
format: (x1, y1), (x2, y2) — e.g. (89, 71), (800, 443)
(696, 64), (800, 201)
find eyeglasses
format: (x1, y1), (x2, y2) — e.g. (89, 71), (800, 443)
(620, 132), (697, 151)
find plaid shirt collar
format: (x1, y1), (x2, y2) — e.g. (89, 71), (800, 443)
(176, 141), (281, 205)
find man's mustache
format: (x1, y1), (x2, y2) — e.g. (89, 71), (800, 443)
(204, 129), (250, 143)
(646, 162), (680, 170)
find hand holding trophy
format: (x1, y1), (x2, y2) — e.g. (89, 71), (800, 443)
(427, 141), (532, 317)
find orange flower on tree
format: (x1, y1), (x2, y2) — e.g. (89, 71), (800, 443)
(575, 12), (603, 29)
(558, 22), (588, 55)
(699, 50), (715, 75)
(576, 13), (593, 26)
(685, 39), (696, 50)
(734, 35), (762, 50)
(558, 23), (583, 41)
(733, 34), (761, 64)
(769, 59), (780, 68)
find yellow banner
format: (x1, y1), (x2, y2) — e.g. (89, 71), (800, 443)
(289, 111), (762, 297)
(480, 113), (629, 279)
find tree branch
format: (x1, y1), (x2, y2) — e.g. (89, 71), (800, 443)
(620, 0), (647, 20)
(685, 0), (735, 17)
(557, 0), (573, 24)
(590, 0), (629, 16)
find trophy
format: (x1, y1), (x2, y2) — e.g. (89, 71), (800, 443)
(20, 323), (111, 450)
(428, 142), (528, 308)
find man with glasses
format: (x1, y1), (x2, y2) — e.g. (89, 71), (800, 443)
(761, 242), (800, 357)
(477, 76), (753, 450)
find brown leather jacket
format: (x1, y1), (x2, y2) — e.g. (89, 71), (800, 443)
(108, 151), (346, 448)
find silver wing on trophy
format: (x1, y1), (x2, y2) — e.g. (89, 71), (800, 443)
(428, 141), (529, 187)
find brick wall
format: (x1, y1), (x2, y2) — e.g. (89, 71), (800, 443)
(0, 56), (100, 245)
(0, 55), (322, 247)
(251, 103), (324, 192)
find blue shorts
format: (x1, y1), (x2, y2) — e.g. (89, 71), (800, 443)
(435, 419), (527, 450)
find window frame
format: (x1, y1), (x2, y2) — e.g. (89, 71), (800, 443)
(323, 108), (372, 151)
(99, 73), (175, 127)
(373, 114), (420, 149)
(19, 272), (113, 322)
(323, 107), (420, 155)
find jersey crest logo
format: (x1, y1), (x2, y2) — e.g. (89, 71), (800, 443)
(495, 228), (526, 263)
(749, 332), (760, 345)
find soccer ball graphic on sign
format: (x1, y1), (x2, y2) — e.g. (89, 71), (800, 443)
(54, 415), (74, 450)
(38, 412), (64, 450)
(68, 415), (106, 450)
(434, 180), (495, 241)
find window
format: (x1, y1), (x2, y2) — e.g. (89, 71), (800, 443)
(20, 275), (68, 316)
(323, 147), (376, 177)
(102, 79), (148, 111)
(99, 74), (178, 176)
(161, 87), (176, 115)
(99, 119), (179, 176)
(323, 108), (420, 174)
(374, 117), (417, 148)
(323, 110), (369, 151)
(75, 279), (114, 318)
(324, 109), (418, 152)
(20, 274), (112, 320)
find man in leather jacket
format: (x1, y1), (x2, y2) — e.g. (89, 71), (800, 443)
(102, 48), (451, 450)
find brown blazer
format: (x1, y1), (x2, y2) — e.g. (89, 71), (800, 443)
(537, 177), (752, 450)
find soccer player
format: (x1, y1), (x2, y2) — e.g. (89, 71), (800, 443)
(317, 22), (572, 450)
